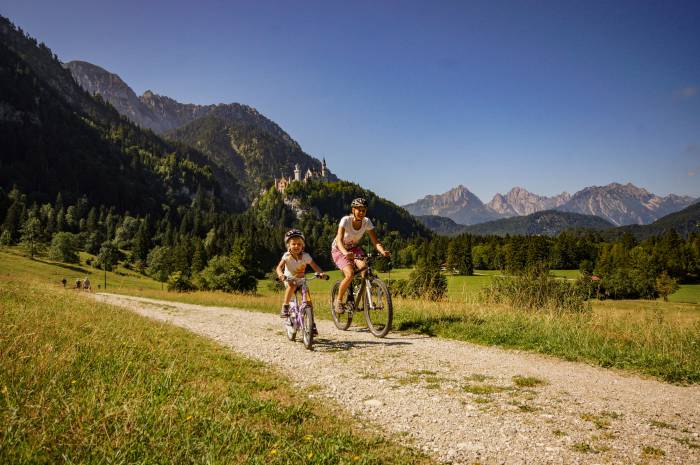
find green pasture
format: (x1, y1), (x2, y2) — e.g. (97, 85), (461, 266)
(2, 248), (699, 383)
(0, 276), (431, 464)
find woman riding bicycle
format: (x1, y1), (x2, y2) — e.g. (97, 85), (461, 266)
(331, 198), (390, 314)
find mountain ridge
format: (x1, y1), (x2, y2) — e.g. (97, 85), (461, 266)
(405, 183), (695, 226)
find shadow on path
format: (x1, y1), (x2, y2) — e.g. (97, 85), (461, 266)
(312, 337), (412, 352)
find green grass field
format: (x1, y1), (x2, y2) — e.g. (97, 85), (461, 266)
(0, 268), (431, 464)
(2, 248), (699, 383)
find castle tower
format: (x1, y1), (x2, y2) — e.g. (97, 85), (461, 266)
(321, 158), (327, 178)
(294, 164), (301, 182)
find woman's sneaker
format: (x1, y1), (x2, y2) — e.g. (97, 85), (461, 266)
(334, 300), (346, 314)
(280, 304), (290, 318)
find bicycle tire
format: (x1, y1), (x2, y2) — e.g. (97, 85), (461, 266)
(330, 280), (353, 330)
(302, 305), (314, 350)
(364, 277), (393, 338)
(285, 317), (296, 341)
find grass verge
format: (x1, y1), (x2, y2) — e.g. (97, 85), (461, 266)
(0, 277), (431, 464)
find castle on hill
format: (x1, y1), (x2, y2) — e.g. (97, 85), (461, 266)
(275, 159), (328, 192)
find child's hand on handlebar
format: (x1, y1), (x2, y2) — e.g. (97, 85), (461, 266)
(344, 251), (355, 260)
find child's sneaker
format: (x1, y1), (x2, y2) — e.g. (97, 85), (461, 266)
(312, 322), (318, 336)
(280, 304), (290, 318)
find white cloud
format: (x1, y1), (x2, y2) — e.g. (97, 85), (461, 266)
(674, 86), (698, 100)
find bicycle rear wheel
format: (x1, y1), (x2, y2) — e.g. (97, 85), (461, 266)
(364, 277), (392, 338)
(330, 280), (352, 330)
(302, 305), (314, 350)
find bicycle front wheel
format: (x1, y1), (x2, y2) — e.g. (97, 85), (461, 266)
(330, 280), (352, 330)
(302, 305), (314, 350)
(364, 277), (392, 338)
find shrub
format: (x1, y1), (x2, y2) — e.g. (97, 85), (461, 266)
(197, 255), (257, 293)
(480, 264), (591, 313)
(408, 261), (447, 300)
(48, 232), (79, 263)
(655, 272), (679, 302)
(167, 271), (194, 292)
(385, 278), (409, 298)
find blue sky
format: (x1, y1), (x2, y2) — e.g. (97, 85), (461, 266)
(4, 0), (699, 204)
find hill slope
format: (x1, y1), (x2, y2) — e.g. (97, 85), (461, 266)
(66, 60), (338, 201)
(0, 16), (245, 211)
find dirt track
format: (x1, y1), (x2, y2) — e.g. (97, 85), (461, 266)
(93, 293), (700, 465)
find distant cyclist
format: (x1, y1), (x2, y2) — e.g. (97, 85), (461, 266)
(276, 229), (326, 321)
(331, 198), (390, 314)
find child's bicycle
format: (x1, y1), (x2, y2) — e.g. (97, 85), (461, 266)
(330, 253), (393, 338)
(282, 273), (329, 350)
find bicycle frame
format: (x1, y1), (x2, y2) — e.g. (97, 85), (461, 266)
(346, 261), (378, 314)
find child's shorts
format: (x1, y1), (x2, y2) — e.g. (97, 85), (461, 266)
(331, 245), (365, 270)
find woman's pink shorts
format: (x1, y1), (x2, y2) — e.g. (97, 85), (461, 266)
(331, 245), (365, 270)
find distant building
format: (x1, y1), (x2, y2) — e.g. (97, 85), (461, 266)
(275, 159), (328, 192)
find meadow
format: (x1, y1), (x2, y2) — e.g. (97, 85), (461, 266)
(0, 258), (431, 464)
(2, 248), (699, 384)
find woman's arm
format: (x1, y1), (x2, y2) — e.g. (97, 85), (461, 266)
(368, 229), (390, 257)
(335, 226), (350, 255)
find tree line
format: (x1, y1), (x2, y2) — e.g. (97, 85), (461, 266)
(1, 185), (696, 300)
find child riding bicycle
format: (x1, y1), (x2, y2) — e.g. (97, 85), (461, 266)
(276, 229), (326, 331)
(331, 198), (390, 314)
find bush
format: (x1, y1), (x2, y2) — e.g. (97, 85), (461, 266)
(167, 271), (195, 292)
(655, 272), (679, 302)
(197, 255), (257, 293)
(480, 264), (591, 313)
(48, 232), (79, 263)
(385, 278), (409, 298)
(407, 261), (447, 300)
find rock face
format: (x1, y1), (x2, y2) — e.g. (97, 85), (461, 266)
(65, 60), (337, 201)
(402, 185), (502, 225)
(65, 61), (165, 131)
(487, 187), (570, 217)
(405, 183), (695, 226)
(559, 183), (696, 226)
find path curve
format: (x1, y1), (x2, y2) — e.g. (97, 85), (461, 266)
(93, 293), (700, 465)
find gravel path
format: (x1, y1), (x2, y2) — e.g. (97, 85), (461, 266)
(93, 293), (700, 465)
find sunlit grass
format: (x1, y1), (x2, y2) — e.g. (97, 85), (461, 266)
(0, 276), (432, 464)
(3, 248), (699, 383)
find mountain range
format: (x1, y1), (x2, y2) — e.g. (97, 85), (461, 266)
(404, 184), (696, 227)
(65, 60), (338, 201)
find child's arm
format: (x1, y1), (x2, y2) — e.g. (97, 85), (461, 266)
(368, 229), (390, 257)
(309, 260), (325, 277)
(275, 259), (287, 281)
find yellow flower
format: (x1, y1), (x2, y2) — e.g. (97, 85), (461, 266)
(185, 415), (193, 421)
(304, 434), (313, 442)
(353, 456), (360, 461)
(269, 448), (278, 456)
(307, 452), (313, 459)
(71, 380), (76, 384)
(1, 386), (7, 395)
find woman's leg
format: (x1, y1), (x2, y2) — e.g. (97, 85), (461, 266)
(336, 265), (354, 302)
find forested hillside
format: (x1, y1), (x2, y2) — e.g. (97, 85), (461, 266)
(0, 16), (245, 212)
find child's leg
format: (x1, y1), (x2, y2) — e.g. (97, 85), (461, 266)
(283, 283), (296, 305)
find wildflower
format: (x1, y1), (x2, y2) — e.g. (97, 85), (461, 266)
(307, 452), (313, 459)
(185, 415), (193, 421)
(269, 448), (278, 456)
(304, 434), (313, 442)
(1, 386), (7, 395)
(353, 456), (360, 461)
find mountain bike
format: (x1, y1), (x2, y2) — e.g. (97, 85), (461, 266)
(330, 253), (393, 338)
(282, 273), (328, 350)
